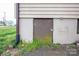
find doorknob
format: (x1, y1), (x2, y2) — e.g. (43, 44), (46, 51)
(50, 29), (53, 31)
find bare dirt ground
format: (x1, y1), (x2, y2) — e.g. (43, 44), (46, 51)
(2, 45), (79, 56)
(23, 45), (79, 56)
(23, 46), (67, 56)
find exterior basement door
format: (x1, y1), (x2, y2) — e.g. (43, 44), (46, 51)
(33, 18), (53, 43)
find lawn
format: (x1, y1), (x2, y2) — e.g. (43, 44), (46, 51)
(0, 26), (16, 55)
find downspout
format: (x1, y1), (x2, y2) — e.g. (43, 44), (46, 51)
(13, 3), (20, 48)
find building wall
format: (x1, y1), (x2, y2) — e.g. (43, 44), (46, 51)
(18, 3), (79, 44)
(53, 18), (79, 44)
(19, 18), (33, 42)
(19, 3), (79, 18)
(19, 18), (79, 44)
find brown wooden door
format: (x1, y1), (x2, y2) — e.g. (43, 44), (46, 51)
(33, 18), (53, 43)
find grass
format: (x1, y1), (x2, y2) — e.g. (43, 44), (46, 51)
(17, 39), (61, 55)
(0, 26), (61, 55)
(68, 43), (76, 48)
(17, 39), (44, 55)
(0, 26), (16, 55)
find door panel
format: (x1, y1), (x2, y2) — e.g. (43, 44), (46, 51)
(33, 18), (53, 43)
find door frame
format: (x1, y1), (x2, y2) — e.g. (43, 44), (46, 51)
(33, 18), (53, 43)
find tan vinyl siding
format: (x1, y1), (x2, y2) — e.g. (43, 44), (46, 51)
(19, 3), (79, 18)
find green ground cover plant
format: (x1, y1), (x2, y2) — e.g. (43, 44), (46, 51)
(0, 26), (61, 56)
(0, 26), (16, 55)
(17, 39), (61, 55)
(68, 43), (76, 48)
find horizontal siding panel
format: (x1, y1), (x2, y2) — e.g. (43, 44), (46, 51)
(19, 3), (79, 8)
(19, 10), (79, 12)
(19, 14), (79, 18)
(20, 12), (79, 15)
(19, 3), (79, 18)
(19, 8), (79, 12)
